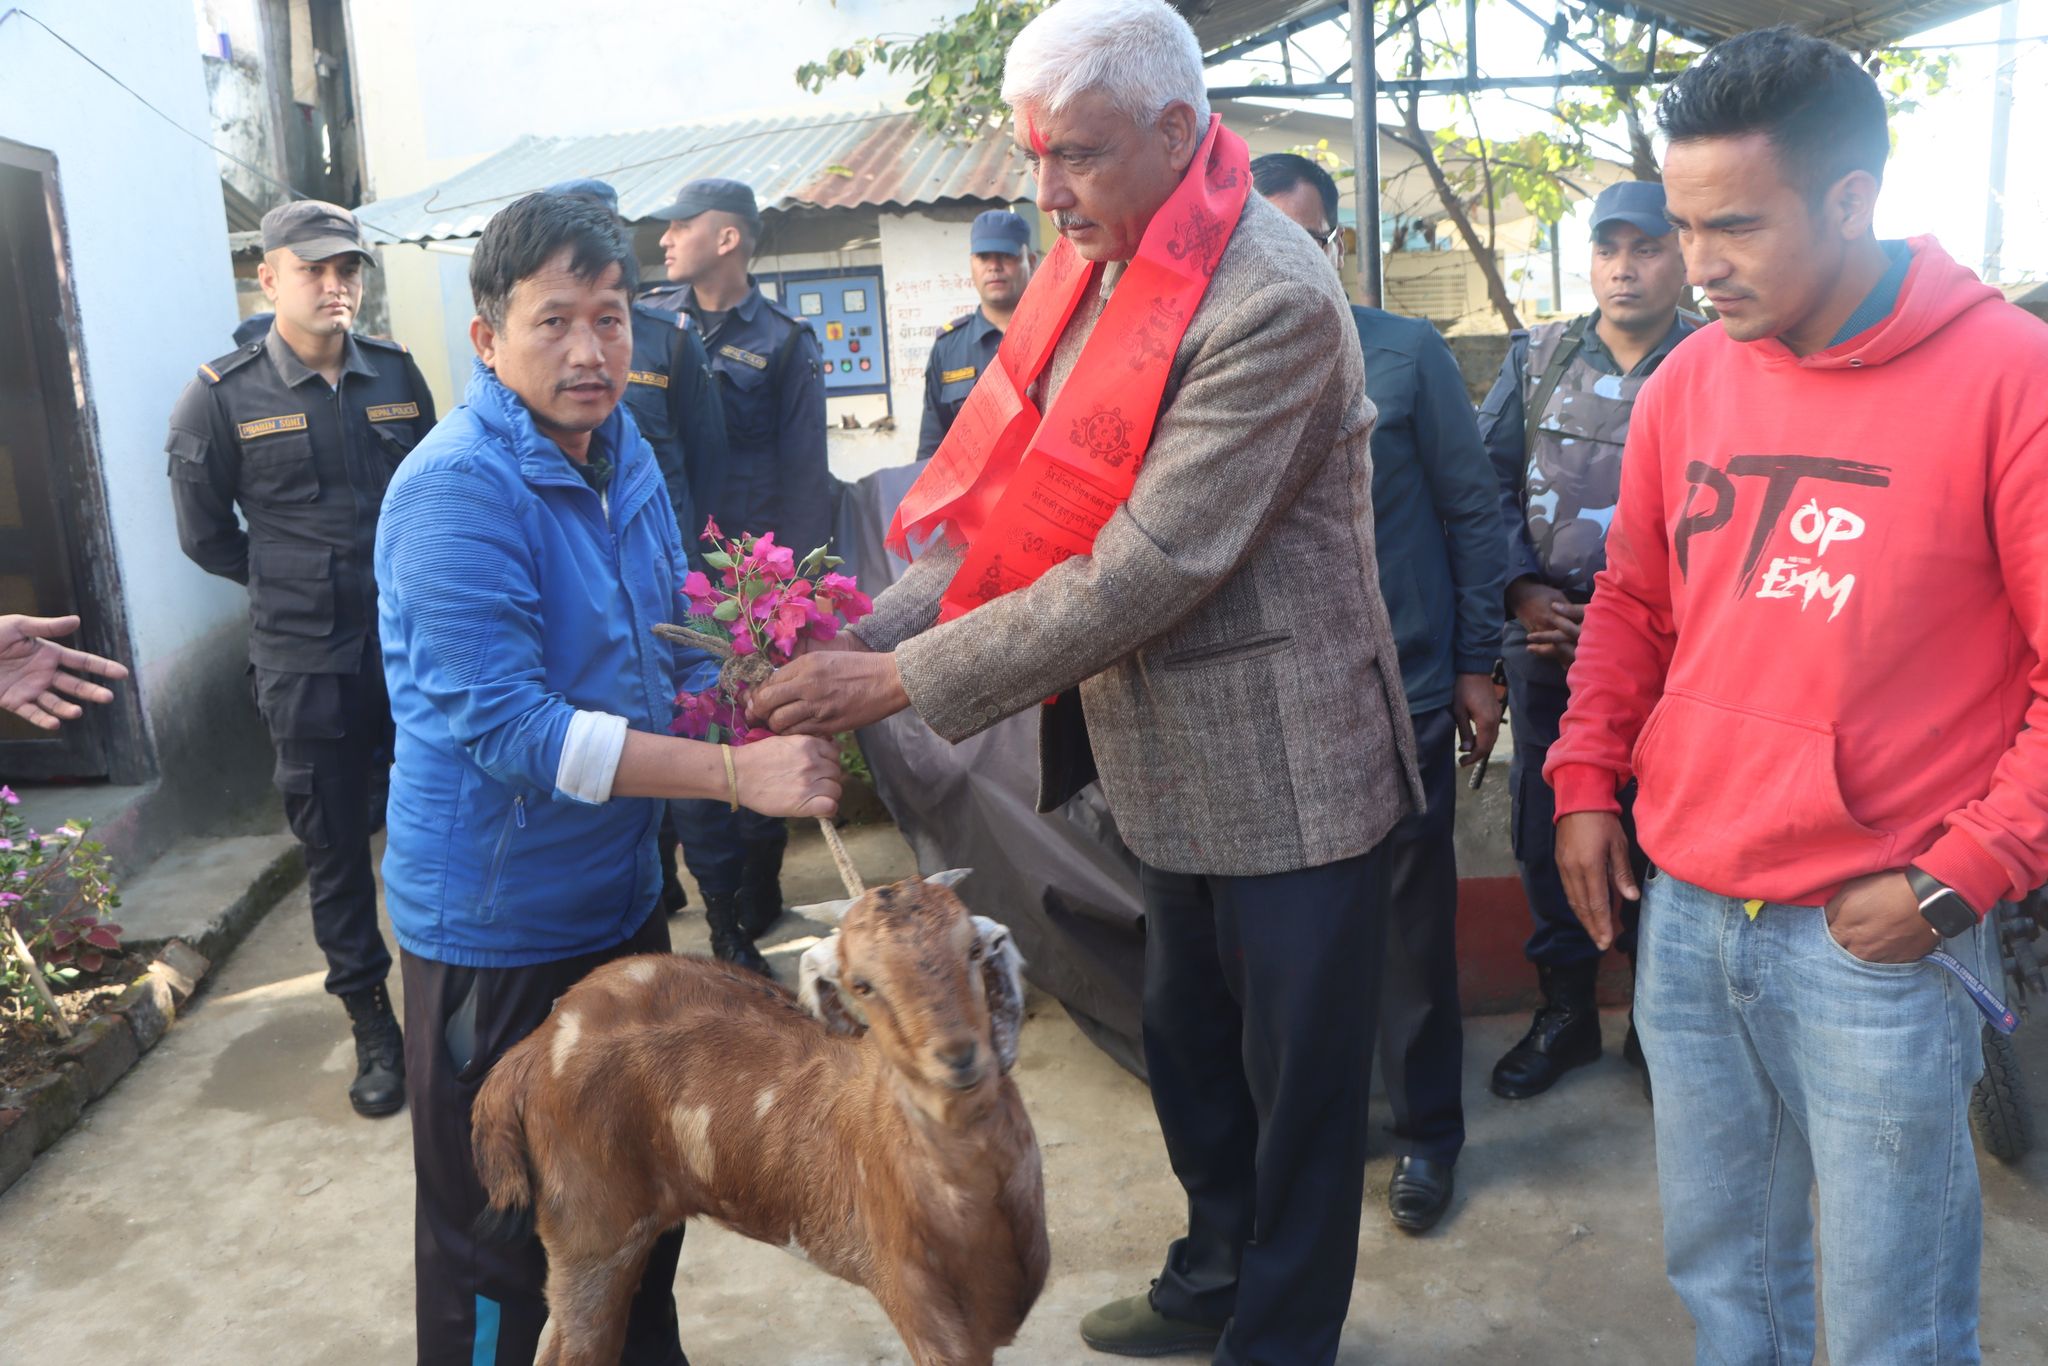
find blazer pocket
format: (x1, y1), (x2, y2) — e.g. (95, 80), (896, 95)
(1159, 630), (1294, 670)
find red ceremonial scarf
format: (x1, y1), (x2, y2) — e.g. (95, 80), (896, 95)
(887, 114), (1251, 623)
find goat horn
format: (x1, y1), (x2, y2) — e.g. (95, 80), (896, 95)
(923, 868), (974, 889)
(793, 896), (858, 924)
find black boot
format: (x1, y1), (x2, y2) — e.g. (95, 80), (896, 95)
(341, 984), (406, 1118)
(705, 892), (773, 977)
(1490, 960), (1602, 1100)
(735, 840), (788, 941)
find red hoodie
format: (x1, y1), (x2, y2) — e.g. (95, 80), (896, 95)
(1547, 238), (2048, 913)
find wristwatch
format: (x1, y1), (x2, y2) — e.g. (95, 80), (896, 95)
(1906, 865), (1978, 939)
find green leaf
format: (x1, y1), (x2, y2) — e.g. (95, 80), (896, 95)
(712, 600), (742, 622)
(704, 550), (734, 570)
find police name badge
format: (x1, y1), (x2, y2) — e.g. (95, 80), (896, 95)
(627, 370), (670, 389)
(236, 413), (309, 440)
(366, 402), (421, 422)
(718, 344), (770, 371)
(941, 366), (978, 384)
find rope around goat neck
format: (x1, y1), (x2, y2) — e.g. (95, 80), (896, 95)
(654, 622), (867, 897)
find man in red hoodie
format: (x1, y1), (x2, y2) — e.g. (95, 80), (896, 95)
(1550, 26), (2048, 1364)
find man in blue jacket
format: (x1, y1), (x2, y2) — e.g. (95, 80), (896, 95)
(1257, 155), (1507, 1235)
(547, 176), (733, 918)
(376, 192), (839, 1366)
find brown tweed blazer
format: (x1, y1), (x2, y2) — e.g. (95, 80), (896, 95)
(854, 191), (1422, 877)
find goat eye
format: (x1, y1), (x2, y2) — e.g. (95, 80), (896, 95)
(969, 942), (985, 960)
(849, 980), (872, 996)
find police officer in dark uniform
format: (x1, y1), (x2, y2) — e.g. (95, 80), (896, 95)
(547, 178), (733, 916)
(654, 177), (829, 975)
(167, 200), (435, 1118)
(917, 208), (1035, 460)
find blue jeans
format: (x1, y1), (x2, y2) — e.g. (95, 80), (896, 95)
(1638, 873), (1989, 1365)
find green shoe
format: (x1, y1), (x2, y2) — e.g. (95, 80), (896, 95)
(1080, 1287), (1224, 1358)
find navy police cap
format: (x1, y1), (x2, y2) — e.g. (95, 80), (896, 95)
(969, 209), (1032, 256)
(1589, 180), (1673, 239)
(652, 178), (762, 228)
(545, 178), (620, 215)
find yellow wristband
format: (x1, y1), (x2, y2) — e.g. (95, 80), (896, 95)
(722, 743), (739, 813)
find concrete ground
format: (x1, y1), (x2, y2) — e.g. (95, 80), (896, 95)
(2, 822), (2046, 1364)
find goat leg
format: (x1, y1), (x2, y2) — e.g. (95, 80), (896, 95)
(536, 1231), (659, 1366)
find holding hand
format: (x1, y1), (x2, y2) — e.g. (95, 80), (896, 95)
(1509, 580), (1582, 665)
(1452, 671), (1501, 769)
(1557, 811), (1639, 950)
(733, 735), (843, 819)
(750, 649), (910, 737)
(0, 614), (129, 731)
(1824, 871), (1936, 964)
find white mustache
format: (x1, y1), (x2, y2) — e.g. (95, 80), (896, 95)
(1052, 212), (1096, 232)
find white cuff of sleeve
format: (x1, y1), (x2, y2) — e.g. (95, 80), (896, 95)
(556, 710), (630, 805)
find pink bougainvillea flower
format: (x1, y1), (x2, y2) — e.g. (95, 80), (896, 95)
(742, 532), (797, 582)
(666, 689), (720, 740)
(700, 516), (724, 543)
(0, 786), (17, 806)
(680, 570), (719, 616)
(815, 571), (874, 624)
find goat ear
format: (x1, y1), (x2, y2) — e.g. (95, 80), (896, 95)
(972, 915), (1026, 1073)
(793, 896), (858, 925)
(797, 934), (867, 1035)
(924, 867), (973, 890)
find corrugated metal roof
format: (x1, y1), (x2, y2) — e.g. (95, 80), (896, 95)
(1580, 1), (1999, 47)
(353, 112), (1030, 244)
(1175, 0), (1998, 52)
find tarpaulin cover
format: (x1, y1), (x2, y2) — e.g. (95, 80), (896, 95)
(836, 464), (1149, 1077)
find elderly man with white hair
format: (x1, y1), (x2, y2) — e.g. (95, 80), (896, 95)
(752, 2), (1419, 1359)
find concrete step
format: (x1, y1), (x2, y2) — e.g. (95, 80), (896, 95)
(114, 834), (305, 969)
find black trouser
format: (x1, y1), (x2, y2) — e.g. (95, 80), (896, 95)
(1377, 706), (1464, 1165)
(670, 799), (785, 899)
(1141, 845), (1390, 1366)
(401, 907), (687, 1366)
(252, 640), (392, 998)
(1502, 627), (1644, 968)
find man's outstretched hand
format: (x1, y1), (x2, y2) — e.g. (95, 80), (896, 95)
(0, 615), (128, 731)
(750, 647), (910, 736)
(1557, 810), (1639, 950)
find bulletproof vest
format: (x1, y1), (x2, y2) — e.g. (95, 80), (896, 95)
(1518, 319), (1654, 595)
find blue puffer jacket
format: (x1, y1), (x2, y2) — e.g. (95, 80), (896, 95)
(375, 361), (712, 967)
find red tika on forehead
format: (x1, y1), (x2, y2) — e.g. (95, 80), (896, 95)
(1026, 111), (1049, 157)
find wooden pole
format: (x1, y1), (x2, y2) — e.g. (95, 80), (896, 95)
(6, 920), (71, 1040)
(1350, 0), (1383, 307)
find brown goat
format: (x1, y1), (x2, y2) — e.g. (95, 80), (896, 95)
(470, 871), (1049, 1366)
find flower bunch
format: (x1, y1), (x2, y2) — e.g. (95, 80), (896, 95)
(669, 519), (873, 744)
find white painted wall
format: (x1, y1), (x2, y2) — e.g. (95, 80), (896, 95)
(0, 3), (245, 684)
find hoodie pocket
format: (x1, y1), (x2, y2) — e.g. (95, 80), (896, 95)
(1631, 689), (1893, 894)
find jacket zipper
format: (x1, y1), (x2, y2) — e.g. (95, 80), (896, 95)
(478, 795), (525, 921)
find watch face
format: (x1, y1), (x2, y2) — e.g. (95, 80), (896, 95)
(1923, 893), (1977, 939)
